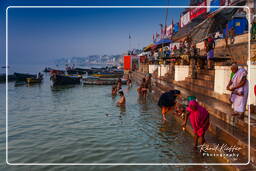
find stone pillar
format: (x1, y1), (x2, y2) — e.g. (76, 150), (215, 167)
(168, 63), (175, 81)
(149, 64), (159, 74)
(158, 64), (169, 77)
(248, 61), (256, 106)
(214, 66), (231, 95)
(174, 65), (189, 81)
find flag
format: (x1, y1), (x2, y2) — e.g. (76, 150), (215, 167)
(159, 24), (163, 39)
(171, 19), (174, 35)
(161, 28), (164, 39)
(164, 25), (167, 35)
(156, 32), (160, 40)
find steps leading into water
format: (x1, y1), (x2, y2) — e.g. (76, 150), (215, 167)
(152, 83), (255, 169)
(132, 71), (256, 168)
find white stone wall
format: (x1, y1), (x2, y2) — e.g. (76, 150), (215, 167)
(148, 65), (159, 74)
(158, 65), (169, 77)
(248, 63), (256, 105)
(214, 66), (232, 95)
(174, 65), (189, 81)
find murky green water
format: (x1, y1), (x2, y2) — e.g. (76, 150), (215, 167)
(0, 72), (228, 170)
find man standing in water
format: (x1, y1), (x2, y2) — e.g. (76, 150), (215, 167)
(137, 78), (148, 98)
(116, 78), (122, 91)
(117, 91), (126, 106)
(226, 63), (248, 119)
(158, 90), (181, 121)
(145, 73), (152, 92)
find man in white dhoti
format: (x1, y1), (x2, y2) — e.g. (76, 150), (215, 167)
(226, 63), (248, 119)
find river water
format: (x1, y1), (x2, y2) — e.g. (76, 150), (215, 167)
(0, 65), (227, 170)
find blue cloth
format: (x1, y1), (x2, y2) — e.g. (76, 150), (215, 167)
(209, 0), (220, 13)
(223, 17), (248, 37)
(154, 39), (172, 45)
(207, 49), (214, 59)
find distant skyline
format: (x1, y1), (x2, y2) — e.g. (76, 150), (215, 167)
(0, 0), (189, 65)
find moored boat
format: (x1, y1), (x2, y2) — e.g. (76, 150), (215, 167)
(50, 74), (81, 86)
(91, 72), (123, 78)
(66, 68), (93, 75)
(43, 67), (54, 72)
(82, 77), (127, 85)
(14, 72), (37, 81)
(26, 77), (42, 84)
(50, 70), (65, 75)
(0, 74), (16, 82)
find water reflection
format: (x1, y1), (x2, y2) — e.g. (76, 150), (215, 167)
(51, 84), (77, 91)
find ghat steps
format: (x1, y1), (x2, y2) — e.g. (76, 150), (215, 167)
(132, 71), (256, 168)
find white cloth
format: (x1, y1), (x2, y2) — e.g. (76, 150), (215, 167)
(230, 68), (248, 113)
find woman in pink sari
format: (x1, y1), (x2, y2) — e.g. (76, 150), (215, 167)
(182, 100), (210, 149)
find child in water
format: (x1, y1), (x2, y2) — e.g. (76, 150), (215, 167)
(117, 91), (126, 106)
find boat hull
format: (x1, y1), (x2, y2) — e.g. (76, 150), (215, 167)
(51, 75), (81, 86)
(82, 78), (126, 85)
(14, 72), (37, 81)
(91, 73), (123, 78)
(26, 78), (42, 84)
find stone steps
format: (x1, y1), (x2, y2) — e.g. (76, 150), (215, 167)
(174, 80), (231, 104)
(133, 71), (256, 136)
(151, 79), (256, 166)
(185, 77), (214, 89)
(152, 85), (256, 169)
(159, 80), (256, 137)
(196, 73), (215, 81)
(196, 69), (215, 76)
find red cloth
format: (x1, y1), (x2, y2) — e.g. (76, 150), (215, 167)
(254, 85), (256, 96)
(186, 100), (209, 137)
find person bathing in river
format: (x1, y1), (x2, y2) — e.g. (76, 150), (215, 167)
(182, 100), (209, 150)
(158, 90), (181, 121)
(117, 91), (126, 106)
(137, 78), (148, 97)
(145, 73), (152, 92)
(116, 78), (122, 90)
(226, 63), (248, 119)
(112, 85), (117, 96)
(127, 78), (132, 88)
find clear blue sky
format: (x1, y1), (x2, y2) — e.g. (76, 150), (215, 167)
(0, 0), (189, 65)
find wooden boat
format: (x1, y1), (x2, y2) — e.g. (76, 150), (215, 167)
(82, 77), (127, 85)
(91, 72), (123, 78)
(14, 72), (37, 81)
(1, 65), (10, 68)
(43, 67), (54, 72)
(26, 77), (42, 84)
(50, 75), (81, 86)
(0, 74), (16, 82)
(66, 68), (93, 75)
(50, 69), (65, 75)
